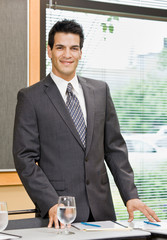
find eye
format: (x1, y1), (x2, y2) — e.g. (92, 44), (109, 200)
(72, 47), (80, 51)
(56, 46), (63, 50)
(55, 45), (64, 50)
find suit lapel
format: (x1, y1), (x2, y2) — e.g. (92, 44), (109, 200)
(43, 75), (85, 150)
(79, 77), (95, 157)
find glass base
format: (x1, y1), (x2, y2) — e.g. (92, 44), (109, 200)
(64, 229), (75, 235)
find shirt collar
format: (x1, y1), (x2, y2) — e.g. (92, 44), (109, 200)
(69, 75), (80, 94)
(50, 72), (79, 97)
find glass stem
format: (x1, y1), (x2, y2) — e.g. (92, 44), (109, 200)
(64, 224), (69, 234)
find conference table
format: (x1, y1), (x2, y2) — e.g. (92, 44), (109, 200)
(3, 227), (151, 240)
(3, 218), (167, 240)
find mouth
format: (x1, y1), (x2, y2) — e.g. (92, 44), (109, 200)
(60, 60), (74, 66)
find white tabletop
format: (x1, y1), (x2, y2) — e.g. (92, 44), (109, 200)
(4, 226), (150, 240)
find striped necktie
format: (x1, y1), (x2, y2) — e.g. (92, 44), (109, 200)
(66, 83), (86, 148)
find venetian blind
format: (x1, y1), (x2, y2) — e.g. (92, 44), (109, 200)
(90, 0), (167, 10)
(46, 7), (167, 220)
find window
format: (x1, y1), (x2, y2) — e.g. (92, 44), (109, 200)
(89, 0), (167, 10)
(45, 4), (167, 220)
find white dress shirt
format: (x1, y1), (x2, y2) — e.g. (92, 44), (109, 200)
(50, 72), (87, 125)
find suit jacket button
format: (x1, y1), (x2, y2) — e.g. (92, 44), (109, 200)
(85, 158), (88, 162)
(86, 180), (90, 185)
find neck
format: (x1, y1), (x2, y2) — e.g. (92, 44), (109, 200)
(52, 71), (76, 82)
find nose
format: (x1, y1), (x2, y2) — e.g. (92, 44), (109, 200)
(63, 48), (71, 58)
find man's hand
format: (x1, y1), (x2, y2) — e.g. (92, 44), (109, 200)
(126, 199), (160, 222)
(48, 204), (64, 229)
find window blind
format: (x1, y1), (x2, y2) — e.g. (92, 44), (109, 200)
(46, 8), (167, 220)
(89, 0), (167, 10)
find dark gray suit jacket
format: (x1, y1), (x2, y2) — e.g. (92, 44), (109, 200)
(13, 75), (139, 222)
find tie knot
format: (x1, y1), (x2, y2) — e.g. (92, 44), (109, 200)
(66, 83), (73, 94)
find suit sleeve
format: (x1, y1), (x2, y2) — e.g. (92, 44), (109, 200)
(104, 83), (139, 205)
(13, 89), (58, 217)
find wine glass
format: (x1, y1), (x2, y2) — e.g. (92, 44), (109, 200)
(0, 202), (8, 232)
(57, 196), (76, 234)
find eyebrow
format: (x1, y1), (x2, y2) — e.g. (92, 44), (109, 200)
(55, 44), (80, 48)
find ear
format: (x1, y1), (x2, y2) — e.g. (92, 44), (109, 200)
(79, 50), (82, 60)
(47, 45), (52, 59)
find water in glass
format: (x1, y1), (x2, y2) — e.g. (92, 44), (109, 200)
(57, 206), (76, 224)
(57, 196), (76, 234)
(0, 202), (8, 231)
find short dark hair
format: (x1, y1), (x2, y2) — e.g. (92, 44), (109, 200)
(48, 19), (84, 50)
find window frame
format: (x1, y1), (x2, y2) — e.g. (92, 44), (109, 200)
(40, 0), (167, 79)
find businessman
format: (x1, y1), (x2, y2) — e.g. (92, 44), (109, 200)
(13, 19), (160, 228)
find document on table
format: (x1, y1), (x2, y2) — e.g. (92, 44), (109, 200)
(117, 220), (167, 231)
(0, 232), (21, 239)
(72, 220), (131, 231)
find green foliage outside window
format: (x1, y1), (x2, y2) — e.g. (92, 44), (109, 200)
(113, 47), (167, 134)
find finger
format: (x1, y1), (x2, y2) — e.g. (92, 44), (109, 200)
(127, 209), (134, 222)
(137, 205), (157, 222)
(139, 207), (156, 222)
(146, 207), (161, 222)
(54, 218), (60, 229)
(60, 222), (65, 229)
(48, 217), (53, 228)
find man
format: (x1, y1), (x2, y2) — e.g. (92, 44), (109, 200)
(13, 19), (160, 228)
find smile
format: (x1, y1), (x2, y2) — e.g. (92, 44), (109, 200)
(60, 60), (73, 65)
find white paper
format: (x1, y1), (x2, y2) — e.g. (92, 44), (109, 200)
(0, 233), (20, 239)
(72, 220), (131, 231)
(117, 220), (167, 231)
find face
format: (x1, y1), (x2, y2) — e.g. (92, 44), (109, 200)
(47, 32), (82, 81)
